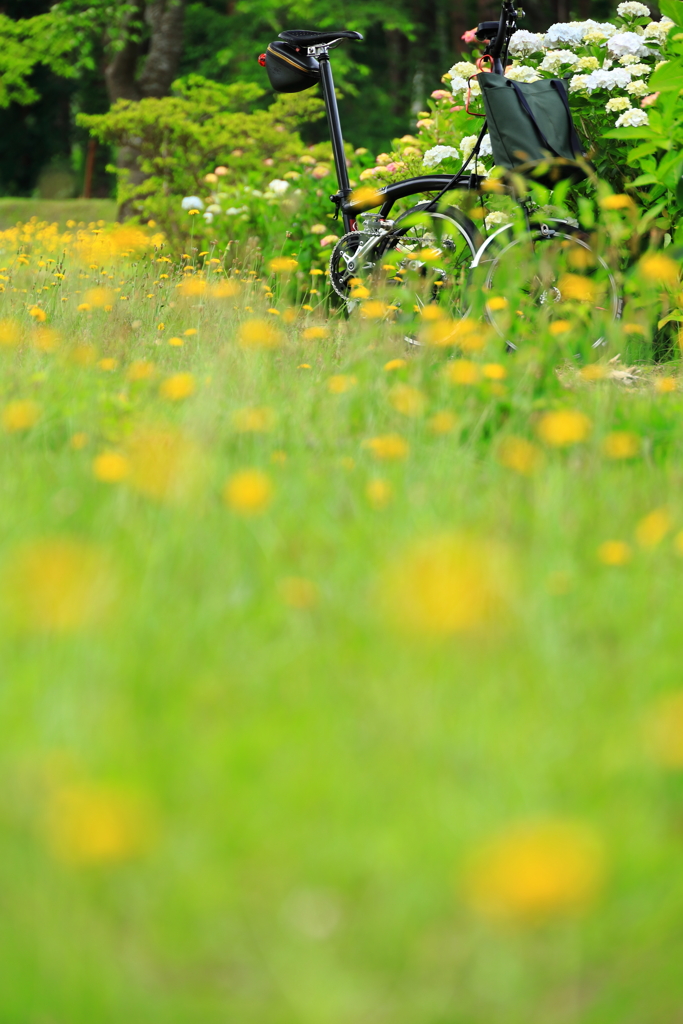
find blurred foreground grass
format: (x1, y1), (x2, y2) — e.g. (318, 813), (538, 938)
(1, 219), (683, 1023)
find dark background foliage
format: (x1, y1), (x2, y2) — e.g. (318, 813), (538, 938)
(0, 0), (617, 199)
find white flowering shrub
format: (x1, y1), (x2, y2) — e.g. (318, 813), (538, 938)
(367, 1), (677, 229)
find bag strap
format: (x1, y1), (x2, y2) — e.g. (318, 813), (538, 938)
(550, 79), (584, 158)
(506, 80), (557, 155)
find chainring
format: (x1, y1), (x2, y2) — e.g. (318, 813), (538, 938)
(329, 231), (373, 301)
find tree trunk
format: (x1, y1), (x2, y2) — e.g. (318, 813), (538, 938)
(103, 0), (186, 220)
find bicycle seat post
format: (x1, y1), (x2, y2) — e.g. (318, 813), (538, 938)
(311, 45), (352, 219)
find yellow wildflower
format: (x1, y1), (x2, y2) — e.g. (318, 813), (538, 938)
(463, 819), (605, 923)
(362, 434), (409, 460)
(537, 410), (591, 446)
(597, 540), (632, 565)
(93, 451), (130, 483)
(2, 400), (40, 433)
(159, 373), (196, 401)
(223, 469), (273, 515)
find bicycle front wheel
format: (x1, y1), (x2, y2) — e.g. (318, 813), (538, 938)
(481, 227), (621, 348)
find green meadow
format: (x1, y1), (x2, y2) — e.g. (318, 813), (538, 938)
(0, 218), (682, 1023)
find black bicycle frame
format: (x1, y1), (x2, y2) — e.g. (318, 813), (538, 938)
(319, 2), (519, 230)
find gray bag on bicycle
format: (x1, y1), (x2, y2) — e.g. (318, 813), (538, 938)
(478, 74), (587, 181)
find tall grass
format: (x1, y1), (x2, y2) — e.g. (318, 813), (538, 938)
(0, 218), (682, 1023)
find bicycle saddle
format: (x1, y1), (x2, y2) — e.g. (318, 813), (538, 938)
(278, 29), (363, 46)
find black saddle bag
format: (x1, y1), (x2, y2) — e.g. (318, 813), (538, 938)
(265, 41), (320, 93)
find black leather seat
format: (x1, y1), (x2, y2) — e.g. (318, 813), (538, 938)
(279, 29), (363, 46)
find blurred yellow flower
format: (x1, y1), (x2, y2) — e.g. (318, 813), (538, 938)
(599, 193), (634, 210)
(84, 287), (115, 307)
(597, 540), (632, 565)
(2, 538), (117, 633)
(380, 532), (513, 636)
(184, 328), (198, 336)
(2, 400), (40, 433)
(428, 410), (459, 434)
(644, 691), (683, 768)
(635, 507), (671, 548)
(232, 406), (276, 433)
(0, 319), (21, 347)
(537, 410), (591, 446)
(639, 253), (679, 286)
(463, 819), (605, 923)
(350, 185), (383, 206)
(485, 296), (508, 312)
(159, 372), (196, 401)
(623, 322), (647, 336)
(168, 336), (184, 347)
(178, 278), (207, 297)
(302, 326), (328, 340)
(655, 376), (677, 393)
(127, 360), (156, 382)
(93, 451), (130, 483)
(422, 317), (485, 350)
(549, 319), (571, 336)
(384, 358), (407, 371)
(211, 280), (240, 299)
(126, 428), (204, 503)
(602, 431), (639, 459)
(444, 360), (480, 385)
(328, 374), (357, 394)
(28, 306), (47, 322)
(579, 364), (607, 381)
(497, 436), (542, 475)
(389, 383), (425, 417)
(33, 327), (60, 352)
(269, 257), (298, 272)
(45, 782), (153, 865)
(362, 434), (409, 460)
(278, 576), (318, 609)
(238, 318), (283, 349)
(70, 432), (88, 450)
(366, 477), (393, 509)
(557, 274), (598, 303)
(98, 357), (117, 372)
(77, 303), (92, 313)
(223, 469), (273, 515)
(361, 301), (387, 319)
(483, 363), (506, 380)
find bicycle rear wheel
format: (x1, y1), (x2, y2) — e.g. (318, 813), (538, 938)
(378, 203), (480, 319)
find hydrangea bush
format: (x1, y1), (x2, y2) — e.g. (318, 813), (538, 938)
(361, 2), (678, 236)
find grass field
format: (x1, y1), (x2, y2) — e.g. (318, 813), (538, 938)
(1, 217), (683, 1023)
(0, 198), (116, 230)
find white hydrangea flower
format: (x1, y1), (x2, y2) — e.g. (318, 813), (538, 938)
(544, 22), (583, 46)
(576, 56), (600, 71)
(450, 75), (469, 96)
(267, 179), (290, 196)
(569, 74), (591, 94)
(615, 107), (650, 126)
(644, 17), (674, 41)
(619, 54), (639, 64)
(448, 61), (478, 79)
(505, 63), (542, 82)
(605, 96), (632, 111)
(422, 145), (460, 168)
(460, 134), (492, 162)
(206, 203), (222, 213)
(626, 78), (651, 95)
(484, 211), (512, 229)
(617, 2), (651, 18)
(508, 30), (544, 56)
(459, 135), (479, 161)
(625, 62), (651, 75)
(582, 19), (618, 37)
(607, 31), (651, 57)
(584, 67), (633, 92)
(539, 49), (581, 72)
(583, 28), (609, 43)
